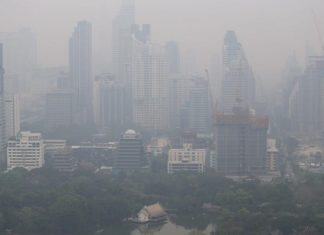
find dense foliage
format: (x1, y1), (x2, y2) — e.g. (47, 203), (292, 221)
(0, 168), (324, 234)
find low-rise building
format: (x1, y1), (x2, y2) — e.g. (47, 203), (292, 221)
(50, 149), (76, 173)
(7, 131), (44, 171)
(168, 143), (206, 174)
(44, 139), (67, 154)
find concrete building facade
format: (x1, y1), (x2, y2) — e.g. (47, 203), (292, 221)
(215, 109), (268, 176)
(7, 131), (44, 171)
(168, 143), (206, 174)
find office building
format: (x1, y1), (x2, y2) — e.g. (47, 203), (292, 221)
(187, 78), (210, 134)
(112, 0), (135, 85)
(7, 131), (44, 171)
(69, 21), (93, 124)
(215, 108), (268, 176)
(132, 40), (169, 130)
(44, 139), (67, 154)
(0, 44), (6, 164)
(221, 31), (255, 113)
(112, 0), (135, 124)
(0, 29), (36, 94)
(267, 139), (279, 172)
(45, 89), (74, 130)
(165, 41), (180, 74)
(94, 74), (126, 139)
(5, 94), (20, 139)
(114, 129), (146, 171)
(288, 56), (324, 136)
(168, 143), (206, 174)
(168, 75), (190, 130)
(49, 149), (76, 173)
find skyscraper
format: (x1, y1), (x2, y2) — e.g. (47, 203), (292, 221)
(186, 78), (210, 134)
(221, 31), (255, 113)
(0, 44), (6, 165)
(288, 56), (324, 136)
(215, 108), (268, 176)
(0, 29), (36, 94)
(165, 41), (180, 74)
(69, 21), (93, 124)
(112, 0), (135, 85)
(94, 74), (127, 139)
(132, 41), (169, 131)
(5, 94), (20, 139)
(45, 89), (74, 130)
(112, 0), (135, 125)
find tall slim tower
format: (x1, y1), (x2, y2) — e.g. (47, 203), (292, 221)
(0, 29), (36, 94)
(0, 44), (7, 165)
(165, 41), (180, 74)
(112, 0), (135, 84)
(132, 41), (169, 131)
(112, 0), (135, 125)
(221, 31), (255, 113)
(69, 21), (93, 124)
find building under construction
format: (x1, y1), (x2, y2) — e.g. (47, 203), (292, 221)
(215, 107), (269, 176)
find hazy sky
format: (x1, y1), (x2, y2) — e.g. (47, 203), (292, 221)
(1, 0), (324, 88)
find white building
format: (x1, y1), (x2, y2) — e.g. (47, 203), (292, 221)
(7, 131), (44, 171)
(5, 94), (20, 140)
(168, 143), (206, 174)
(267, 139), (279, 172)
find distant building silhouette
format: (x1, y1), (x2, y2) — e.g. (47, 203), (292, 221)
(5, 94), (20, 139)
(114, 129), (147, 171)
(0, 44), (6, 166)
(69, 21), (93, 124)
(221, 31), (255, 113)
(132, 40), (169, 131)
(0, 29), (36, 94)
(215, 108), (268, 176)
(45, 89), (74, 130)
(165, 41), (180, 74)
(289, 56), (324, 136)
(94, 74), (127, 139)
(112, 0), (135, 125)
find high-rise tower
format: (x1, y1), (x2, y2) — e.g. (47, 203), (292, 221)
(69, 21), (93, 124)
(0, 44), (6, 165)
(112, 0), (135, 83)
(112, 0), (135, 125)
(221, 31), (255, 113)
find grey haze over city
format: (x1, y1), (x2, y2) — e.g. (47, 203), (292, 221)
(1, 0), (324, 90)
(2, 0), (324, 234)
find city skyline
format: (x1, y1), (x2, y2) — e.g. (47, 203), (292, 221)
(1, 0), (324, 90)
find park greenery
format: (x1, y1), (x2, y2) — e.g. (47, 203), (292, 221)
(0, 168), (323, 234)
